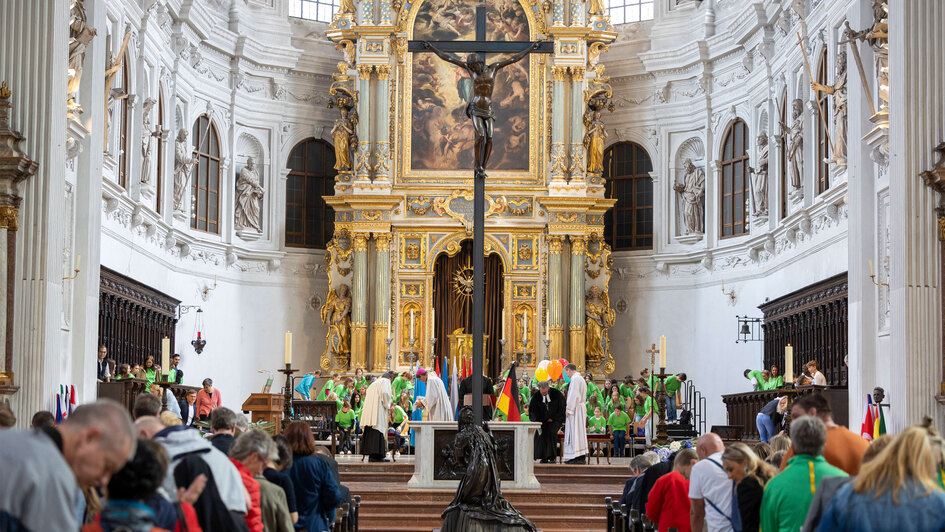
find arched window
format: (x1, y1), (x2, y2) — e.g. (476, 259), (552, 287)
(156, 90), (164, 213)
(779, 92), (788, 220)
(117, 53), (131, 188)
(285, 139), (336, 249)
(191, 115), (221, 234)
(720, 119), (750, 238)
(816, 48), (831, 194)
(289, 0), (338, 22)
(603, 142), (653, 250)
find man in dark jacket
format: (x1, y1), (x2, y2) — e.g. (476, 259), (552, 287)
(457, 372), (495, 421)
(529, 381), (566, 463)
(210, 407), (238, 455)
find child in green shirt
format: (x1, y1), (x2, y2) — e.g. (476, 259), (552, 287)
(618, 375), (635, 399)
(335, 400), (356, 454)
(588, 406), (608, 458)
(586, 395), (601, 418)
(521, 403), (530, 422)
(607, 405), (631, 457)
(388, 404), (408, 455)
(662, 373), (686, 423)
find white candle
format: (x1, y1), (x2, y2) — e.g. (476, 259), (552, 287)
(285, 331), (292, 365)
(785, 344), (794, 382)
(659, 335), (667, 369)
(161, 337), (170, 376)
(869, 260), (874, 277)
(522, 311), (527, 339)
(410, 309), (415, 339)
(76, 254), (81, 270)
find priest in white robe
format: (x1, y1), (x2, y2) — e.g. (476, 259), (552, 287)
(563, 363), (589, 464)
(415, 367), (454, 422)
(361, 371), (394, 462)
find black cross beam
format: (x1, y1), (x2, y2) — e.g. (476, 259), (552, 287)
(409, 7), (549, 426)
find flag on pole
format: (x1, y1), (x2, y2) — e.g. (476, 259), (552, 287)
(874, 402), (887, 439)
(860, 394), (875, 441)
(496, 362), (522, 422)
(55, 393), (63, 424)
(435, 357), (441, 378)
(69, 385), (77, 415)
(450, 358), (459, 410)
(443, 355), (449, 394)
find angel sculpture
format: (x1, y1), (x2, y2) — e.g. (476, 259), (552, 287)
(320, 284), (352, 356)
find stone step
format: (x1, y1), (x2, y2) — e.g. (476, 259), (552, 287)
(357, 513), (608, 530)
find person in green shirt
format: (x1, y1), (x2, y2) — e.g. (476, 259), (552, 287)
(585, 372), (600, 401)
(607, 404), (631, 457)
(633, 390), (655, 444)
(335, 400), (357, 454)
(618, 375), (635, 399)
(167, 354), (183, 384)
(354, 367), (368, 391)
(641, 368), (658, 393)
(760, 416), (847, 532)
(518, 377), (531, 405)
(332, 377), (352, 402)
(744, 368), (767, 391)
(662, 372), (687, 423)
(315, 374), (337, 400)
(143, 356), (160, 386)
(388, 403), (409, 455)
(767, 365), (784, 389)
(588, 406), (608, 457)
(392, 371), (415, 399)
(586, 394), (601, 418)
(605, 388), (622, 418)
(521, 403), (530, 422)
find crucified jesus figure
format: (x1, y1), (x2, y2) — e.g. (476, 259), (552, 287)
(422, 41), (541, 175)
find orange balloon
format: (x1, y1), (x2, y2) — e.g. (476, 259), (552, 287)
(548, 360), (563, 381)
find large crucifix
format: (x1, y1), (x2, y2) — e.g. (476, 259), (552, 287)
(409, 14), (551, 425)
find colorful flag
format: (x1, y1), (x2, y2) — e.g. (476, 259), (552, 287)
(874, 403), (887, 439)
(860, 394), (875, 441)
(435, 357), (440, 378)
(450, 358), (459, 411)
(496, 362), (522, 422)
(55, 393), (63, 424)
(69, 385), (77, 415)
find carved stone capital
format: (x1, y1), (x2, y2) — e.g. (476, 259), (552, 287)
(569, 66), (586, 82)
(374, 232), (391, 251)
(375, 65), (391, 80)
(552, 66), (569, 82)
(353, 233), (369, 252)
(548, 235), (563, 253)
(0, 205), (18, 230)
(357, 65), (374, 80)
(570, 236), (587, 254)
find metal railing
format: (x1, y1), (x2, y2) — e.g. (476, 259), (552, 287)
(683, 381), (707, 437)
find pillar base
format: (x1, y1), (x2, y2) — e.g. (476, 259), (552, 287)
(351, 324), (367, 372)
(569, 328), (585, 372)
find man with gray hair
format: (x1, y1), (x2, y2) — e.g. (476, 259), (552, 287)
(231, 431), (294, 532)
(229, 429), (279, 532)
(0, 399), (136, 531)
(760, 416), (847, 532)
(211, 406), (239, 455)
(621, 451), (660, 508)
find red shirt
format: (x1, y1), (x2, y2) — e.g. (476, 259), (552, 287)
(195, 388), (221, 418)
(645, 470), (691, 532)
(230, 458), (263, 532)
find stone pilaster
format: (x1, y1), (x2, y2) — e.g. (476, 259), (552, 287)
(569, 67), (586, 184)
(569, 236), (586, 371)
(355, 65), (372, 183)
(374, 65), (391, 183)
(547, 236), (565, 359)
(372, 233), (391, 371)
(550, 66), (568, 186)
(351, 233), (369, 371)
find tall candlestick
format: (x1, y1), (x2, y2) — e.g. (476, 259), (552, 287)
(659, 335), (667, 369)
(784, 344), (794, 382)
(285, 331), (293, 365)
(161, 337), (170, 375)
(409, 309), (415, 339)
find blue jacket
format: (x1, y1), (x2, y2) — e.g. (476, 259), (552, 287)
(817, 479), (945, 532)
(288, 454), (341, 532)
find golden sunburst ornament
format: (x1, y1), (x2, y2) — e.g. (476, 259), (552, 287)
(452, 264), (474, 304)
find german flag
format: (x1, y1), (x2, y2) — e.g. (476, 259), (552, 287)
(496, 362), (522, 422)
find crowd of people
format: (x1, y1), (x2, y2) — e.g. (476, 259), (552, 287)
(618, 393), (945, 532)
(744, 360), (826, 391)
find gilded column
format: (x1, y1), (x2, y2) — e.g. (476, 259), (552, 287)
(372, 233), (391, 371)
(547, 236), (565, 358)
(373, 65), (391, 183)
(569, 236), (586, 371)
(350, 233), (369, 370)
(355, 65), (373, 183)
(570, 0), (586, 27)
(569, 67), (586, 184)
(552, 0), (565, 26)
(358, 0), (373, 25)
(550, 66), (568, 185)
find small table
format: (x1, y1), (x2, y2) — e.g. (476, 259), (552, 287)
(587, 434), (611, 464)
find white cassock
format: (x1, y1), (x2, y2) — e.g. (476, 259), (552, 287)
(563, 372), (589, 460)
(422, 373), (454, 422)
(361, 377), (393, 433)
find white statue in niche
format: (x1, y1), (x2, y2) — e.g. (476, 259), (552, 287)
(748, 131), (769, 216)
(788, 99), (804, 191)
(674, 158), (705, 234)
(173, 129), (196, 213)
(234, 156), (265, 233)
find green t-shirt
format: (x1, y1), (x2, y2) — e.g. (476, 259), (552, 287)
(588, 416), (607, 434)
(586, 381), (600, 400)
(521, 413), (530, 422)
(746, 370), (765, 390)
(333, 384), (347, 399)
(392, 405), (407, 425)
(335, 409), (357, 428)
(145, 367), (158, 385)
(635, 396), (655, 417)
(392, 377), (414, 399)
(618, 383), (635, 398)
(664, 375), (683, 395)
(764, 375), (784, 390)
(760, 455), (847, 532)
(607, 411), (631, 432)
(316, 380), (334, 400)
(645, 375), (658, 392)
(355, 376), (368, 391)
(519, 386), (530, 404)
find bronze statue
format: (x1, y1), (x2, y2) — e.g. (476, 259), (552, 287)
(441, 406), (536, 532)
(422, 41), (541, 175)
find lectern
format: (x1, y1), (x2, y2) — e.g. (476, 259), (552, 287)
(242, 393), (285, 433)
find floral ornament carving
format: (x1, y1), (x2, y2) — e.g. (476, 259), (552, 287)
(517, 243), (533, 261)
(406, 196), (434, 215)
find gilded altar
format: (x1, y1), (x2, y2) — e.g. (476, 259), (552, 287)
(318, 0), (619, 377)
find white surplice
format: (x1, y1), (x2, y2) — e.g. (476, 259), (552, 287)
(422, 373), (454, 421)
(563, 372), (589, 460)
(361, 377), (393, 433)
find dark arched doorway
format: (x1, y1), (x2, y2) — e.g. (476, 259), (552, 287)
(432, 240), (504, 382)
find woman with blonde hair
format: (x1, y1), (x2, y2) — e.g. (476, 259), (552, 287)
(817, 418), (945, 531)
(769, 433), (791, 454)
(722, 442), (776, 532)
(755, 396), (788, 443)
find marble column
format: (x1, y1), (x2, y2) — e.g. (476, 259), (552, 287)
(374, 65), (391, 183)
(887, 0), (945, 429)
(0, 0), (69, 423)
(351, 233), (369, 371)
(550, 67), (568, 186)
(569, 236), (586, 371)
(372, 233), (391, 372)
(569, 67), (586, 184)
(355, 65), (372, 183)
(547, 236), (565, 358)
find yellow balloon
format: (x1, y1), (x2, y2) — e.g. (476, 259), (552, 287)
(535, 367), (549, 382)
